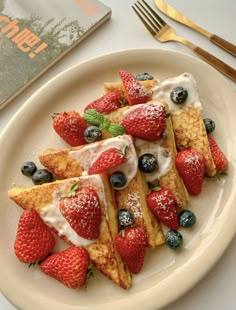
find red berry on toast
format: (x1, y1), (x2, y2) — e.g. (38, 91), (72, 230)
(84, 91), (122, 113)
(175, 149), (206, 195)
(53, 110), (87, 146)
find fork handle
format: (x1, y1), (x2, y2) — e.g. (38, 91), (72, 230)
(192, 45), (236, 81)
(210, 34), (236, 57)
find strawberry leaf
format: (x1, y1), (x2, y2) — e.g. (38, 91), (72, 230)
(61, 182), (80, 198)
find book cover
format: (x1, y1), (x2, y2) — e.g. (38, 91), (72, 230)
(0, 0), (111, 110)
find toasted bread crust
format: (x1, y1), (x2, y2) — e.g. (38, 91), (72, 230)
(171, 107), (216, 177)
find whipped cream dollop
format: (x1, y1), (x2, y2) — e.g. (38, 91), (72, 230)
(40, 175), (106, 247)
(69, 135), (138, 189)
(152, 73), (202, 111)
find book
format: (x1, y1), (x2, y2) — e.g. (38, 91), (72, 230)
(0, 0), (111, 110)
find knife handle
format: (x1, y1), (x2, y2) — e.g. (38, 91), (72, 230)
(192, 46), (236, 81)
(210, 34), (236, 57)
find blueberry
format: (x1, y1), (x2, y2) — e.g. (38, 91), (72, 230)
(118, 209), (134, 227)
(178, 209), (196, 228)
(170, 86), (188, 104)
(138, 153), (158, 173)
(84, 126), (102, 143)
(110, 172), (127, 188)
(136, 72), (154, 81)
(165, 230), (183, 249)
(32, 169), (53, 185)
(203, 118), (215, 134)
(21, 161), (37, 176)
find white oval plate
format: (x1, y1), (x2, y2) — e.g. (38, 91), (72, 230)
(1, 48), (236, 310)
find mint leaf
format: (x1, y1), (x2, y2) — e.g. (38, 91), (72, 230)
(83, 109), (104, 126)
(99, 118), (111, 131)
(107, 122), (126, 136)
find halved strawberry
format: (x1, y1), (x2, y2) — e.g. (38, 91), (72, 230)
(115, 227), (147, 274)
(60, 185), (101, 240)
(207, 134), (228, 173)
(88, 147), (127, 175)
(84, 91), (122, 113)
(121, 104), (166, 141)
(119, 70), (150, 105)
(53, 110), (87, 146)
(175, 149), (206, 195)
(147, 187), (180, 230)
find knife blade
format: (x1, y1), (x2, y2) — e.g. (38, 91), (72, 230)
(154, 0), (236, 57)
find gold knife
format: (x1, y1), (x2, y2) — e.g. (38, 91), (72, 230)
(154, 0), (236, 57)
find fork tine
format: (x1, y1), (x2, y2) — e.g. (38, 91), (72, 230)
(135, 0), (162, 32)
(141, 0), (166, 27)
(132, 3), (156, 36)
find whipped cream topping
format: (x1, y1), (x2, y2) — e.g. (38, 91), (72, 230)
(40, 175), (106, 247)
(69, 135), (138, 189)
(152, 73), (202, 112)
(135, 137), (172, 182)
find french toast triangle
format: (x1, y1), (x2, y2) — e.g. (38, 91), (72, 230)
(39, 135), (165, 248)
(8, 174), (132, 289)
(151, 73), (216, 177)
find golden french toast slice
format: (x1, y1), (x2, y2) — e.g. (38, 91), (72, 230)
(152, 73), (216, 177)
(39, 135), (165, 248)
(106, 101), (189, 209)
(8, 174), (132, 289)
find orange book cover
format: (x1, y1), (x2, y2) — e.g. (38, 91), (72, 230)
(0, 0), (111, 110)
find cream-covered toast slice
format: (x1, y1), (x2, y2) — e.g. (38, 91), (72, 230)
(39, 135), (165, 248)
(8, 174), (132, 289)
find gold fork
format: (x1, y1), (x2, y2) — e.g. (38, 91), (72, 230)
(132, 0), (236, 82)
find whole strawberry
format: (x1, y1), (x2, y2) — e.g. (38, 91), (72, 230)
(40, 246), (90, 289)
(84, 91), (122, 113)
(60, 185), (101, 240)
(14, 208), (55, 263)
(119, 70), (150, 105)
(207, 134), (228, 173)
(115, 227), (147, 274)
(53, 110), (87, 146)
(175, 149), (206, 195)
(121, 104), (166, 141)
(88, 147), (127, 175)
(147, 187), (179, 230)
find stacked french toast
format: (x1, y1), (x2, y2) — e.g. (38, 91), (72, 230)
(8, 70), (228, 290)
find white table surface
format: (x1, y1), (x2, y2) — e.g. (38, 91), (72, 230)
(0, 0), (235, 309)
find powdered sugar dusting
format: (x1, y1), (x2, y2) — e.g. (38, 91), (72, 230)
(126, 192), (142, 219)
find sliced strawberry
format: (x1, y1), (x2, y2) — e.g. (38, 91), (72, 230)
(60, 185), (101, 240)
(84, 91), (122, 113)
(121, 104), (166, 141)
(88, 147), (127, 175)
(119, 70), (150, 105)
(40, 246), (90, 289)
(115, 227), (147, 274)
(175, 149), (206, 195)
(53, 110), (87, 146)
(147, 187), (179, 230)
(207, 134), (228, 173)
(14, 209), (56, 263)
